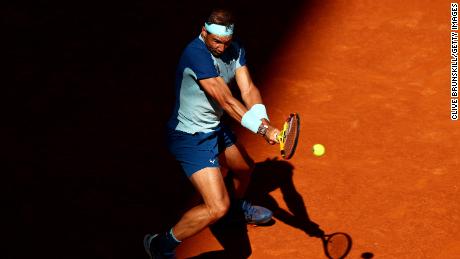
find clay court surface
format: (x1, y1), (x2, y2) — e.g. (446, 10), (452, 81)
(11, 1), (459, 258)
(176, 1), (460, 258)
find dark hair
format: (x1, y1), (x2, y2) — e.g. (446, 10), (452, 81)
(206, 8), (234, 26)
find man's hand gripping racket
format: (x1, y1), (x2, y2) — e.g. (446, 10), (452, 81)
(274, 113), (300, 160)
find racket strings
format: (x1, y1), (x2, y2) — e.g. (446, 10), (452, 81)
(284, 117), (298, 156)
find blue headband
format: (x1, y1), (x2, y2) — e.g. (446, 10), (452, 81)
(204, 23), (234, 36)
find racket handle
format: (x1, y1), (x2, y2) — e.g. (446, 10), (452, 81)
(276, 132), (285, 143)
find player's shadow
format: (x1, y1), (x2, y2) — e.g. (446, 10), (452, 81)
(245, 157), (325, 238)
(189, 157), (325, 259)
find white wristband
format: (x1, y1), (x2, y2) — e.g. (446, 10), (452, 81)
(251, 104), (269, 121)
(241, 107), (263, 133)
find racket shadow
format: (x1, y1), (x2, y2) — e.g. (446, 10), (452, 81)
(320, 232), (353, 259)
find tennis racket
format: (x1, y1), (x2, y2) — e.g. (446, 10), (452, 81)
(321, 232), (352, 259)
(275, 113), (300, 160)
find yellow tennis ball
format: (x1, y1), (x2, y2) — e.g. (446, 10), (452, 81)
(312, 144), (326, 157)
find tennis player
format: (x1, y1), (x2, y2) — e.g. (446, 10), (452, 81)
(144, 8), (280, 258)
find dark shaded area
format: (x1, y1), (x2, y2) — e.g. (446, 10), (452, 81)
(7, 0), (322, 258)
(361, 252), (374, 258)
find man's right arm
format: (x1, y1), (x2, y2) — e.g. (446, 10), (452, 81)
(199, 76), (248, 123)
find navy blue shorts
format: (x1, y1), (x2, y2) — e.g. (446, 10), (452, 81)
(167, 124), (237, 177)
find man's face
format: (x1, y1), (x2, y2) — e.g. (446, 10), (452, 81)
(201, 28), (232, 57)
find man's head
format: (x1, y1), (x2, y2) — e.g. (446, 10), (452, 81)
(201, 8), (235, 57)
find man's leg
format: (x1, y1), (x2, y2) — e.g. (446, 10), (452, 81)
(144, 167), (229, 258)
(173, 167), (230, 240)
(220, 143), (273, 224)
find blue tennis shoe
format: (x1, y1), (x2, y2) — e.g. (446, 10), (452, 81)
(143, 234), (176, 259)
(239, 200), (273, 225)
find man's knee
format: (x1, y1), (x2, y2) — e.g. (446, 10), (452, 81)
(208, 198), (230, 222)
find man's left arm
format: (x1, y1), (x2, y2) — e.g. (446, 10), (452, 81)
(235, 65), (279, 144)
(235, 65), (263, 108)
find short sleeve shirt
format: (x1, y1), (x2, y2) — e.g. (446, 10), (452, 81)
(167, 35), (246, 134)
